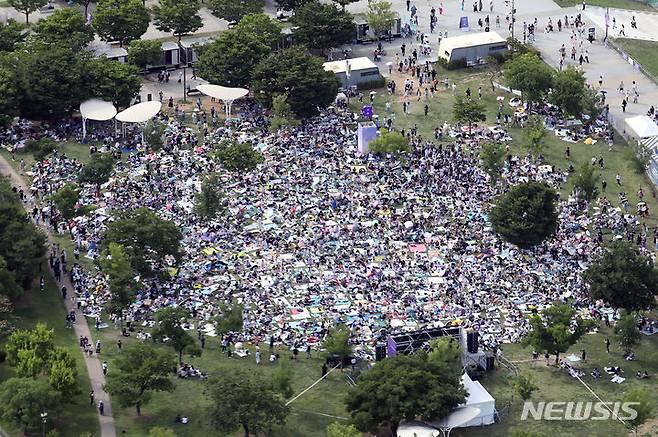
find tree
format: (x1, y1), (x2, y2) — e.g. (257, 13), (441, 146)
(323, 325), (352, 364)
(615, 313), (642, 354)
(0, 257), (21, 300)
(252, 46), (339, 118)
(212, 140), (264, 173)
(292, 2), (355, 53)
(148, 428), (177, 437)
(234, 13), (282, 44)
(144, 118), (167, 150)
(127, 39), (163, 70)
(268, 94), (299, 133)
(480, 142), (506, 182)
(34, 8), (94, 50)
(366, 0), (395, 38)
(489, 181), (558, 249)
(271, 361), (294, 398)
(48, 358), (79, 398)
(367, 129), (410, 156)
(206, 369), (289, 436)
(51, 183), (80, 221)
(0, 19), (26, 53)
(332, 0), (358, 11)
(214, 301), (243, 334)
(523, 302), (595, 364)
(511, 373), (539, 401)
(71, 0), (97, 17)
(505, 53), (553, 104)
(582, 240), (658, 312)
(0, 55), (17, 127)
(572, 161), (600, 202)
(85, 58), (141, 108)
(153, 307), (201, 363)
(452, 96), (486, 134)
(195, 175), (225, 219)
(0, 378), (61, 434)
(427, 337), (462, 381)
(507, 432), (547, 437)
(346, 353), (466, 436)
(275, 0), (311, 10)
(5, 323), (54, 370)
(524, 115), (547, 154)
(104, 207), (182, 276)
(152, 0), (203, 42)
(196, 29), (270, 87)
(207, 0), (264, 23)
(550, 66), (591, 117)
(8, 0), (46, 24)
(0, 294), (14, 337)
(94, 0), (150, 47)
(104, 343), (175, 416)
(326, 422), (362, 437)
(623, 388), (653, 436)
(79, 154), (115, 185)
(100, 243), (136, 324)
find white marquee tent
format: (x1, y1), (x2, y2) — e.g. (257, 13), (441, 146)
(79, 99), (117, 140)
(624, 115), (658, 140)
(115, 101), (162, 123)
(196, 84), (248, 119)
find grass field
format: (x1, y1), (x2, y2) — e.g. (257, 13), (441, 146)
(554, 0), (655, 11)
(616, 38), (658, 78)
(0, 273), (99, 436)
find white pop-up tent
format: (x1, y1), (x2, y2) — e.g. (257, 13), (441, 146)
(196, 84), (248, 119)
(115, 101), (162, 142)
(79, 99), (117, 140)
(625, 115), (658, 140)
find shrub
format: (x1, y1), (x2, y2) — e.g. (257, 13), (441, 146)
(23, 138), (57, 161)
(437, 57), (468, 70)
(368, 130), (410, 156)
(0, 349), (6, 363)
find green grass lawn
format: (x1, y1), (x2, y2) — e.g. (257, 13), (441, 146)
(0, 273), (100, 437)
(615, 38), (658, 78)
(554, 0), (655, 10)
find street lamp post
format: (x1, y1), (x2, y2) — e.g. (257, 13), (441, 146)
(40, 411), (47, 437)
(509, 0), (516, 39)
(182, 65), (188, 104)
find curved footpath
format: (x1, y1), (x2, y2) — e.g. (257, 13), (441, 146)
(0, 155), (116, 437)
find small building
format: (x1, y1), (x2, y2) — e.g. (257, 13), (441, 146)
(89, 41), (128, 63)
(438, 32), (508, 64)
(355, 15), (402, 43)
(323, 57), (382, 89)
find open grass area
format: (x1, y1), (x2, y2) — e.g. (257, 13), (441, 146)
(0, 273), (99, 437)
(615, 38), (658, 78)
(554, 0), (655, 11)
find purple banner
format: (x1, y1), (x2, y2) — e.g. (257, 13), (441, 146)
(386, 336), (397, 357)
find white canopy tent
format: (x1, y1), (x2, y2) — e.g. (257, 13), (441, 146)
(625, 115), (658, 140)
(196, 84), (248, 120)
(79, 99), (117, 140)
(115, 101), (162, 143)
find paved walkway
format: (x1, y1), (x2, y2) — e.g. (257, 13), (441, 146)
(0, 156), (116, 437)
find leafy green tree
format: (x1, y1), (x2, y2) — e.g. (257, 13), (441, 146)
(524, 115), (547, 154)
(550, 66), (591, 117)
(212, 140), (264, 173)
(615, 313), (642, 354)
(323, 325), (352, 363)
(104, 342), (175, 416)
(152, 0), (203, 42)
(4, 324), (54, 369)
(0, 55), (17, 127)
(582, 240), (658, 312)
(292, 1), (355, 53)
(623, 388), (653, 436)
(452, 96), (486, 133)
(104, 207), (182, 276)
(572, 161), (600, 202)
(0, 19), (26, 53)
(79, 154), (115, 185)
(22, 138), (57, 162)
(51, 183), (80, 221)
(8, 0), (46, 24)
(505, 53), (553, 105)
(523, 302), (595, 364)
(207, 0), (264, 23)
(94, 0), (150, 47)
(34, 8), (94, 50)
(153, 307), (201, 363)
(268, 93), (299, 133)
(234, 13), (282, 44)
(480, 142), (506, 182)
(0, 294), (14, 337)
(196, 30), (270, 87)
(271, 360), (294, 398)
(368, 130), (410, 156)
(346, 353), (466, 436)
(144, 118), (167, 150)
(252, 46), (339, 117)
(275, 0), (311, 10)
(332, 0), (358, 11)
(195, 175), (225, 219)
(214, 301), (243, 334)
(427, 337), (462, 381)
(71, 0), (97, 17)
(0, 256), (21, 300)
(366, 0), (395, 38)
(0, 378), (61, 434)
(489, 181), (558, 249)
(48, 358), (79, 398)
(127, 39), (163, 70)
(148, 427), (177, 437)
(206, 369), (289, 437)
(100, 243), (136, 324)
(511, 373), (539, 400)
(85, 57), (141, 107)
(326, 422), (362, 437)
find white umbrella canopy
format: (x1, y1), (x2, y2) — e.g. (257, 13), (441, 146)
(116, 101), (162, 123)
(80, 99), (117, 121)
(196, 84), (248, 101)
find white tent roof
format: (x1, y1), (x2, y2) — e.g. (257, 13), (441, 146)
(116, 101), (162, 123)
(323, 57), (378, 74)
(625, 115), (658, 139)
(197, 84), (248, 101)
(80, 99), (117, 121)
(433, 406), (481, 429)
(439, 31), (506, 54)
(397, 421), (440, 437)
